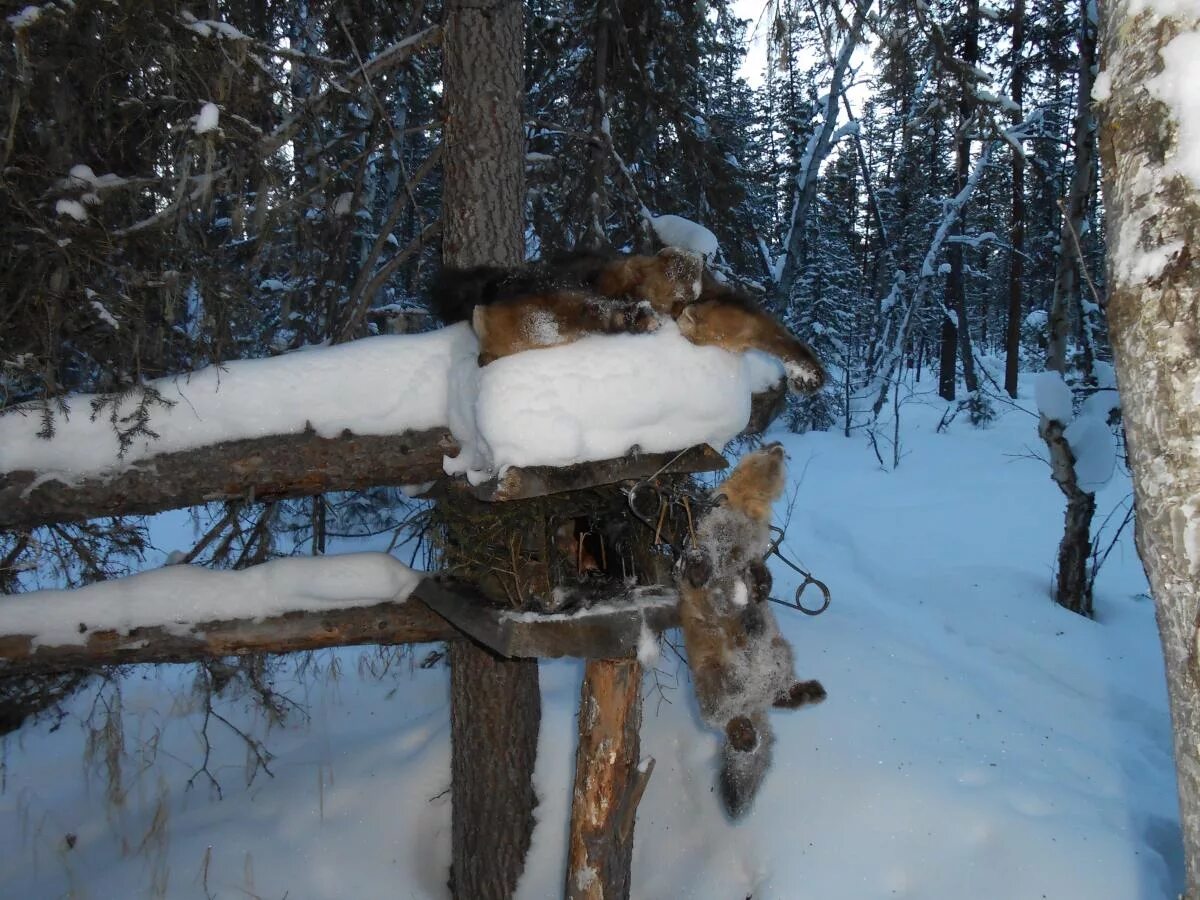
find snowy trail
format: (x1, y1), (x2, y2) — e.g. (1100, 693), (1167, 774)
(0, 376), (1183, 899)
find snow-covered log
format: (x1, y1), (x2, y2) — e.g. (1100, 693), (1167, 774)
(0, 427), (454, 531)
(0, 554), (450, 675)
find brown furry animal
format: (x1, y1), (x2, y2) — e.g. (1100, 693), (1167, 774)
(677, 443), (826, 818)
(430, 250), (827, 394)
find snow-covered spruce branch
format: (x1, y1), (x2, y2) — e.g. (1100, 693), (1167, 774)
(865, 140), (995, 417)
(774, 0), (873, 298)
(258, 24), (441, 158)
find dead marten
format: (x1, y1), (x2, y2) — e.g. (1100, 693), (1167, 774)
(677, 443), (826, 818)
(430, 249), (827, 394)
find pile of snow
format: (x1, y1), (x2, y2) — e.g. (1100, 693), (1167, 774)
(0, 324), (475, 477)
(0, 552), (419, 648)
(1034, 370), (1119, 490)
(193, 101), (221, 135)
(646, 213), (720, 258)
(444, 322), (785, 484)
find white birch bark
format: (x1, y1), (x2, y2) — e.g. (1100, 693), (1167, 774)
(1099, 2), (1200, 894)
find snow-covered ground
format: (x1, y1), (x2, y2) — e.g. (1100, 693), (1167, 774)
(0, 373), (1183, 899)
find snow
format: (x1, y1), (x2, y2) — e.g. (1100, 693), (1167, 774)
(89, 300), (119, 329)
(54, 199), (87, 222)
(1033, 370), (1074, 423)
(443, 322), (786, 484)
(1065, 414), (1118, 491)
(0, 371), (1180, 899)
(193, 101), (220, 135)
(1147, 30), (1200, 189)
(646, 213), (721, 258)
(0, 324), (475, 477)
(0, 552), (419, 649)
(332, 191), (354, 216)
(7, 5), (39, 28)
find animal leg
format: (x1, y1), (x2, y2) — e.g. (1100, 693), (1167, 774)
(773, 679), (827, 709)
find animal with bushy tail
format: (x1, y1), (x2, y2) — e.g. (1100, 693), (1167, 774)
(677, 443), (826, 818)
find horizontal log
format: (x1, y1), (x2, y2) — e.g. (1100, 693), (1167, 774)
(0, 427), (456, 532)
(0, 577), (684, 676)
(0, 595), (456, 677)
(2, 387), (785, 531)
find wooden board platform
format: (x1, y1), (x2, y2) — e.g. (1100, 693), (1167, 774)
(417, 577), (680, 659)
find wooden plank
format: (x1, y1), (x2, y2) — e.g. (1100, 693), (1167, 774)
(467, 444), (728, 503)
(0, 595), (456, 676)
(566, 658), (650, 900)
(418, 577), (680, 659)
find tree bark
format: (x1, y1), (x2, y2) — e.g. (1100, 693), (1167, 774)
(1041, 0), (1099, 616)
(442, 3), (541, 897)
(0, 427), (454, 531)
(1047, 4), (1097, 376)
(565, 658), (650, 900)
(449, 640), (542, 900)
(947, 0), (980, 398)
(0, 597), (456, 677)
(1099, 2), (1200, 894)
(1004, 0), (1026, 399)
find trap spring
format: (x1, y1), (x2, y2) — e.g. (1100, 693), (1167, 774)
(764, 525), (831, 616)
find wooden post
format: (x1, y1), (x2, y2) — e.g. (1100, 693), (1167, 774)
(565, 658), (653, 900)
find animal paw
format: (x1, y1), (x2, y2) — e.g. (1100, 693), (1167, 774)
(725, 715), (759, 752)
(784, 360), (827, 394)
(682, 550), (713, 589)
(747, 558), (772, 604)
(773, 679), (827, 709)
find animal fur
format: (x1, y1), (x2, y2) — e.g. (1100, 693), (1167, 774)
(430, 250), (827, 394)
(677, 443), (826, 818)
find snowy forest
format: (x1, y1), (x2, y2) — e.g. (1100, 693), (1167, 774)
(2, 0), (1199, 898)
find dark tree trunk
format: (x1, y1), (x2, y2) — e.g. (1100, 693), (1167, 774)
(948, 0), (980, 396)
(442, 3), (541, 898)
(449, 641), (542, 900)
(1039, 417), (1094, 616)
(580, 0), (612, 252)
(938, 316), (957, 401)
(1004, 0), (1026, 399)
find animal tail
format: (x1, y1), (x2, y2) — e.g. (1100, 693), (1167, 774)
(719, 713), (775, 819)
(428, 265), (510, 324)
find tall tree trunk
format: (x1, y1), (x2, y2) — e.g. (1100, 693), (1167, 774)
(948, 0), (980, 397)
(442, 3), (540, 898)
(1004, 0), (1026, 399)
(1047, 6), (1097, 376)
(1041, 0), (1099, 616)
(580, 0), (611, 252)
(1100, 4), (1200, 895)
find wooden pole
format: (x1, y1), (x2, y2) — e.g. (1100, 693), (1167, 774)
(565, 658), (652, 900)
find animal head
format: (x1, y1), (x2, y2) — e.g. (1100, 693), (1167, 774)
(713, 443), (787, 524)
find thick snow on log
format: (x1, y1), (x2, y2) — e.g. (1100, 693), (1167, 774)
(2, 321), (785, 506)
(444, 322), (786, 484)
(0, 552), (419, 649)
(0, 324), (476, 479)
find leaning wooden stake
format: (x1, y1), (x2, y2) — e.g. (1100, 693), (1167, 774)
(566, 658), (653, 900)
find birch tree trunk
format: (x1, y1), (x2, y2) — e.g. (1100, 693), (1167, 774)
(1099, 2), (1200, 894)
(443, 3), (541, 898)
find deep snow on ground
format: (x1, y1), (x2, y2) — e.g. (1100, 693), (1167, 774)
(0, 374), (1184, 899)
